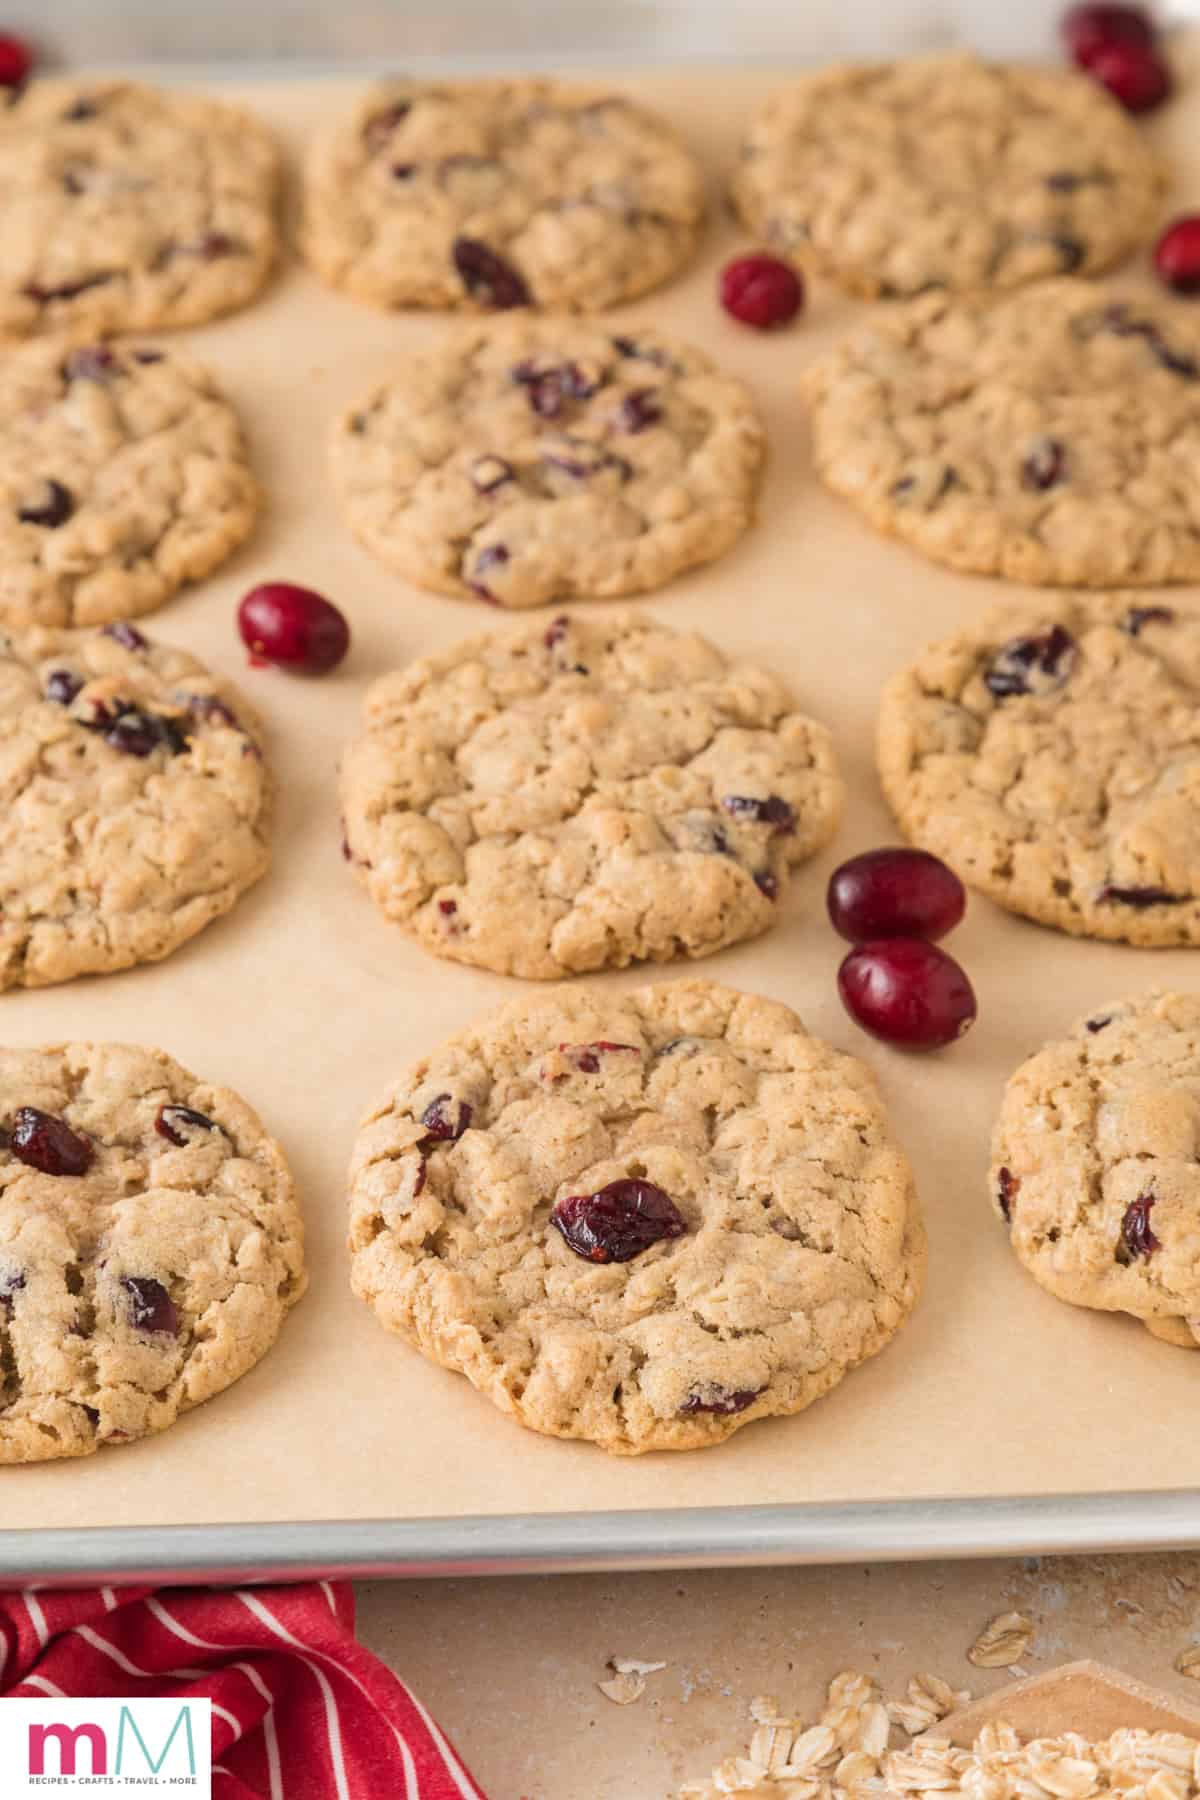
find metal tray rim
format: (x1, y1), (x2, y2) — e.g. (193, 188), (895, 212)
(4, 1489), (1200, 1585)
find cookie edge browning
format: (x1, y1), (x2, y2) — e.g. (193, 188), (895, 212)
(875, 593), (1200, 947)
(346, 977), (926, 1455)
(339, 608), (845, 979)
(0, 1041), (307, 1464)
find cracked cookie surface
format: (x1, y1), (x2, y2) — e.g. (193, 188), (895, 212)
(990, 992), (1200, 1349)
(0, 623), (271, 990)
(805, 281), (1200, 588)
(0, 337), (260, 629)
(0, 1041), (306, 1463)
(349, 979), (924, 1454)
(0, 80), (280, 337)
(340, 610), (843, 979)
(877, 595), (1200, 946)
(331, 317), (764, 606)
(733, 53), (1163, 301)
(301, 78), (705, 313)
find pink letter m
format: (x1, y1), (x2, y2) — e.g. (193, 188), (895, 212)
(29, 1721), (108, 1775)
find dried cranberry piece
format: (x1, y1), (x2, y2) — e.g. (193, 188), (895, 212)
(611, 336), (669, 367)
(1125, 606), (1174, 635)
(420, 1095), (473, 1143)
(551, 1178), (686, 1264)
(469, 454), (513, 494)
(511, 359), (596, 418)
(468, 544), (509, 603)
(1022, 437), (1067, 491)
(154, 1104), (218, 1147)
(63, 96), (100, 121)
(721, 794), (796, 834)
(452, 237), (530, 309)
(18, 479), (74, 528)
(1103, 307), (1198, 378)
(984, 625), (1076, 698)
(80, 1404), (100, 1427)
(437, 898), (457, 916)
(364, 100), (412, 151)
(102, 622), (147, 651)
(171, 231), (235, 260)
(719, 254), (803, 329)
(391, 162), (417, 181)
(544, 615), (569, 650)
(1086, 1015), (1113, 1033)
(45, 669), (82, 705)
(679, 1384), (763, 1416)
(9, 1107), (93, 1176)
(1119, 1193), (1160, 1260)
(27, 274), (115, 306)
(0, 1268), (26, 1311)
(997, 1166), (1019, 1222)
(101, 707), (189, 758)
(62, 343), (118, 380)
(187, 694), (240, 731)
(132, 349), (164, 365)
(557, 1041), (641, 1074)
(754, 870), (779, 901)
(120, 1275), (178, 1336)
(1098, 883), (1185, 907)
(614, 389), (662, 433)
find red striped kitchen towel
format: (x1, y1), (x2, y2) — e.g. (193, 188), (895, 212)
(0, 1581), (489, 1798)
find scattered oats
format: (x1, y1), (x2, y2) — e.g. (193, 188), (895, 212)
(968, 1612), (1036, 1668)
(612, 1657), (668, 1677)
(598, 1668), (646, 1705)
(1176, 1648), (1200, 1681)
(1026, 1753), (1099, 1797)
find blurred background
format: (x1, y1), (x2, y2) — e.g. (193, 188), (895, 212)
(9, 0), (1193, 70)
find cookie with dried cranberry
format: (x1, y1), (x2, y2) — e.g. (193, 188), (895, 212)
(340, 610), (842, 979)
(0, 623), (271, 989)
(348, 979), (924, 1454)
(734, 52), (1163, 302)
(0, 337), (260, 630)
(0, 1041), (306, 1463)
(0, 80), (279, 336)
(990, 993), (1200, 1346)
(332, 318), (763, 606)
(805, 281), (1200, 588)
(877, 595), (1200, 946)
(301, 78), (704, 313)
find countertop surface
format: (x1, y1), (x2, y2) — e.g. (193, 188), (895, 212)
(356, 1552), (1200, 1800)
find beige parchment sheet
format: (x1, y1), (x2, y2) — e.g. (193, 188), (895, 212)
(5, 58), (1200, 1538)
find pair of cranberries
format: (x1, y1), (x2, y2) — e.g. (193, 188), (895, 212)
(828, 849), (977, 1051)
(1062, 4), (1170, 111)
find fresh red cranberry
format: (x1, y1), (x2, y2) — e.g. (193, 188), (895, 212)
(120, 1275), (178, 1336)
(721, 795), (796, 833)
(45, 668), (82, 705)
(420, 1095), (473, 1142)
(1154, 216), (1200, 295)
(837, 939), (977, 1051)
(9, 1107), (93, 1176)
(719, 254), (803, 330)
(997, 1167), (1019, 1222)
(679, 1384), (763, 1416)
(827, 848), (966, 944)
(452, 237), (530, 309)
(984, 625), (1077, 698)
(1062, 2), (1154, 66)
(237, 583), (350, 675)
(154, 1104), (218, 1147)
(1086, 39), (1170, 111)
(1120, 1192), (1160, 1259)
(0, 32), (31, 91)
(1125, 605), (1174, 634)
(17, 479), (73, 527)
(551, 1178), (686, 1264)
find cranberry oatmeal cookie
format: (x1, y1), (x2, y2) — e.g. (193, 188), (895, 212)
(805, 282), (1200, 588)
(991, 992), (1200, 1350)
(733, 53), (1163, 302)
(0, 1041), (305, 1463)
(332, 317), (764, 606)
(877, 595), (1200, 946)
(0, 622), (270, 990)
(0, 337), (259, 629)
(0, 80), (280, 337)
(349, 979), (924, 1453)
(301, 78), (704, 313)
(340, 611), (842, 979)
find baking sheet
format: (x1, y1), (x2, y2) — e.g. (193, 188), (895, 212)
(4, 59), (1200, 1575)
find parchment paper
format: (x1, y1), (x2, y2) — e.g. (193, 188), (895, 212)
(5, 59), (1200, 1540)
